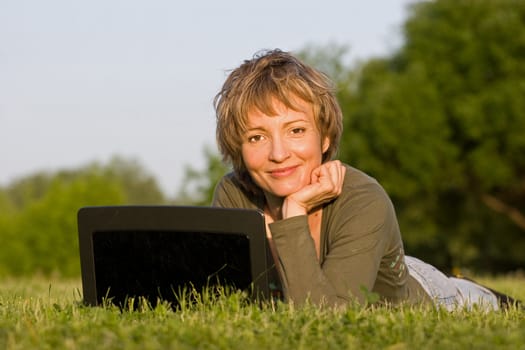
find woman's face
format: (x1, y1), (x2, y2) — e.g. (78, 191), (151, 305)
(241, 98), (330, 200)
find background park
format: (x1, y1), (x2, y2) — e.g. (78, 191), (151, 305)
(1, 0), (525, 348)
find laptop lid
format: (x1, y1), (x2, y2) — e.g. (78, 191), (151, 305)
(77, 205), (282, 308)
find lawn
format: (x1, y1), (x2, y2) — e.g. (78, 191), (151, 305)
(1, 274), (524, 349)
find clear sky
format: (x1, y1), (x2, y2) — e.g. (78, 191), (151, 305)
(1, 0), (417, 196)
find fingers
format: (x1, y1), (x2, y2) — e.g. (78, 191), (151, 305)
(314, 160), (346, 196)
(286, 161), (346, 215)
(283, 161), (346, 218)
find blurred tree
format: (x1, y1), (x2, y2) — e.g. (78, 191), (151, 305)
(5, 156), (166, 207)
(0, 174), (126, 276)
(332, 0), (525, 272)
(174, 146), (230, 205)
(0, 156), (167, 276)
(0, 189), (14, 214)
(5, 173), (54, 210)
(99, 156), (166, 204)
(0, 189), (15, 275)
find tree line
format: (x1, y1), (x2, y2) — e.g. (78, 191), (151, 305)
(335, 0), (525, 272)
(0, 157), (168, 276)
(1, 0), (523, 276)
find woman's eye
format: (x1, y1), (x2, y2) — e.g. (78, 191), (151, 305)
(248, 135), (263, 143)
(290, 127), (306, 135)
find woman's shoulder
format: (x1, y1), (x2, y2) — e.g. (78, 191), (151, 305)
(336, 164), (394, 214)
(215, 171), (239, 189)
(213, 172), (242, 200)
(342, 164), (385, 194)
(213, 172), (262, 209)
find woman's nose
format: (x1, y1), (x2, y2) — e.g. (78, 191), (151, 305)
(269, 136), (290, 162)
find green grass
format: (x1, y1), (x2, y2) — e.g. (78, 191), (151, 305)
(1, 275), (524, 350)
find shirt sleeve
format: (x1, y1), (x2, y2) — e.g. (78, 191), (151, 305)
(269, 182), (396, 306)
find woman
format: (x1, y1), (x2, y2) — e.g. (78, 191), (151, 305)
(212, 49), (513, 310)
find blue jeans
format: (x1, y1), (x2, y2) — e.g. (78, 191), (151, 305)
(405, 256), (499, 311)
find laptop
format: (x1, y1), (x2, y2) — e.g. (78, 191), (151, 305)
(77, 205), (283, 308)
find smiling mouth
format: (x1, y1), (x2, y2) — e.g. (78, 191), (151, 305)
(268, 166), (298, 178)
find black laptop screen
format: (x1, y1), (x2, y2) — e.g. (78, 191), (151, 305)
(78, 206), (280, 308)
(92, 230), (252, 306)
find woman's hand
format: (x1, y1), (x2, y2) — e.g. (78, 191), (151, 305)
(282, 160), (346, 218)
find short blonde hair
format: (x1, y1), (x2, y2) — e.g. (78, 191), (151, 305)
(214, 49), (343, 192)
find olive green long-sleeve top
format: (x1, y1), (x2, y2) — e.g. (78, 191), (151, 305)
(212, 164), (429, 306)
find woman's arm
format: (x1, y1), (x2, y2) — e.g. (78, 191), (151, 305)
(271, 178), (398, 306)
(212, 170), (400, 306)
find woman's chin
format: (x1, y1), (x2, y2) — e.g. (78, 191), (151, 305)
(265, 185), (302, 199)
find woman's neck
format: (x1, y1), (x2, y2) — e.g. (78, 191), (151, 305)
(263, 192), (284, 221)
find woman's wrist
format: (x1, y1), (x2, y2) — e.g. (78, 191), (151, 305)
(282, 197), (308, 219)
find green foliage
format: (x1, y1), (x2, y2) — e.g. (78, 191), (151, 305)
(0, 276), (524, 349)
(174, 146), (231, 205)
(401, 0), (525, 190)
(321, 0), (525, 272)
(98, 156), (166, 204)
(0, 156), (167, 277)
